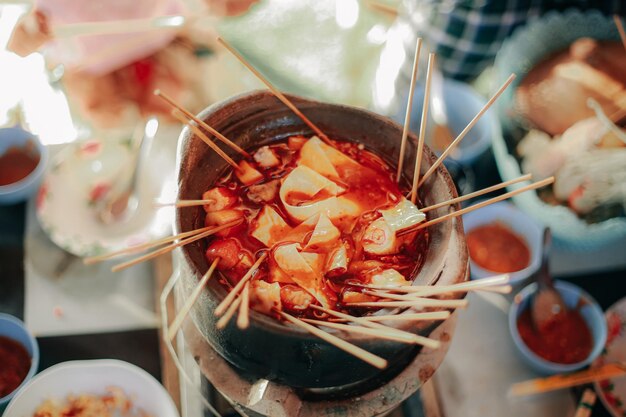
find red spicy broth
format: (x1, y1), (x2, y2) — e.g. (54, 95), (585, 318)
(199, 136), (429, 320)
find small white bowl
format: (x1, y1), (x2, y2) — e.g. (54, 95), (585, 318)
(463, 201), (543, 285)
(4, 359), (179, 417)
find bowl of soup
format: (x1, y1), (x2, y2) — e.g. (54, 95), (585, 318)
(0, 126), (47, 205)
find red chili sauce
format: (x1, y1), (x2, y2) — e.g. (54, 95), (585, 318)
(467, 223), (530, 273)
(200, 136), (429, 320)
(0, 143), (40, 186)
(0, 336), (31, 397)
(517, 308), (593, 364)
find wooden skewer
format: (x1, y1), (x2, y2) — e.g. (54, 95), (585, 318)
(418, 74), (516, 187)
(366, 0), (398, 18)
(83, 226), (213, 264)
(347, 298), (469, 309)
(112, 220), (241, 272)
(310, 305), (440, 349)
(301, 318), (419, 344)
(411, 53), (435, 203)
(280, 311), (388, 369)
(357, 311), (450, 322)
(421, 174), (532, 213)
(214, 252), (268, 317)
(615, 15), (626, 51)
(236, 282), (251, 329)
(362, 274), (510, 294)
(167, 258), (219, 341)
(155, 199), (216, 208)
(399, 177), (554, 236)
(573, 389), (597, 417)
(170, 109), (240, 170)
(396, 37), (423, 183)
(155, 89), (250, 158)
(508, 362), (626, 397)
(216, 37), (334, 148)
(216, 294), (243, 329)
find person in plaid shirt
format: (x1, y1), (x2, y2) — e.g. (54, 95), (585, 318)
(400, 0), (625, 82)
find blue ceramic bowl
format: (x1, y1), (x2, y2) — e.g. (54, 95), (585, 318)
(0, 126), (48, 205)
(394, 78), (494, 166)
(0, 314), (39, 409)
(509, 281), (607, 375)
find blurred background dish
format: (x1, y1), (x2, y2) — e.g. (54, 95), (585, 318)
(0, 125), (48, 205)
(492, 10), (626, 251)
(509, 280), (607, 375)
(4, 359), (179, 417)
(463, 201), (543, 284)
(35, 133), (175, 257)
(0, 313), (39, 410)
(593, 296), (626, 417)
(394, 77), (494, 167)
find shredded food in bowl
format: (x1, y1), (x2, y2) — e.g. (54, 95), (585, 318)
(32, 386), (152, 417)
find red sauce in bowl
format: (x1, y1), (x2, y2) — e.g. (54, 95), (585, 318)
(517, 308), (593, 364)
(0, 143), (40, 186)
(467, 223), (530, 273)
(0, 336), (31, 397)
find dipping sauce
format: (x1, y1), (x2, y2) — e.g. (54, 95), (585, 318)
(467, 223), (530, 273)
(0, 336), (31, 397)
(0, 143), (40, 186)
(517, 308), (593, 364)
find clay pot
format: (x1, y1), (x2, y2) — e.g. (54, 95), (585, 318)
(174, 91), (468, 391)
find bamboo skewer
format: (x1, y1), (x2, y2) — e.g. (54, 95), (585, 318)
(214, 252), (268, 317)
(366, 0), (399, 18)
(310, 305), (440, 349)
(509, 362), (626, 397)
(573, 389), (597, 417)
(301, 318), (419, 344)
(357, 311), (450, 322)
(155, 89), (250, 158)
(418, 74), (516, 187)
(360, 274), (510, 294)
(216, 295), (243, 329)
(347, 298), (469, 309)
(167, 258), (219, 341)
(411, 53), (435, 203)
(399, 177), (554, 236)
(280, 311), (388, 369)
(237, 282), (251, 329)
(156, 199), (216, 208)
(421, 174), (532, 213)
(170, 109), (240, 170)
(216, 37), (334, 147)
(83, 226), (213, 265)
(396, 37), (423, 183)
(112, 220), (241, 272)
(615, 15), (626, 51)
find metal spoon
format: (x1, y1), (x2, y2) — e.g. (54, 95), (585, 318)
(97, 117), (159, 224)
(530, 228), (568, 331)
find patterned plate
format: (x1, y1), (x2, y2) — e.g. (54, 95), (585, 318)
(35, 135), (176, 257)
(593, 297), (626, 417)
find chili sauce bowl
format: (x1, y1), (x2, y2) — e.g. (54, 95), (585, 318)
(0, 126), (48, 205)
(508, 281), (607, 375)
(0, 313), (39, 409)
(463, 200), (543, 285)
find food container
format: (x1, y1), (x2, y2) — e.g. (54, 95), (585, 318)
(491, 10), (626, 251)
(0, 126), (47, 205)
(508, 280), (607, 375)
(0, 313), (39, 409)
(4, 359), (178, 416)
(173, 90), (469, 392)
(463, 201), (543, 285)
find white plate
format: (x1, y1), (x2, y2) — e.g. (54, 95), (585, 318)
(4, 359), (179, 417)
(35, 134), (176, 257)
(593, 297), (626, 417)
